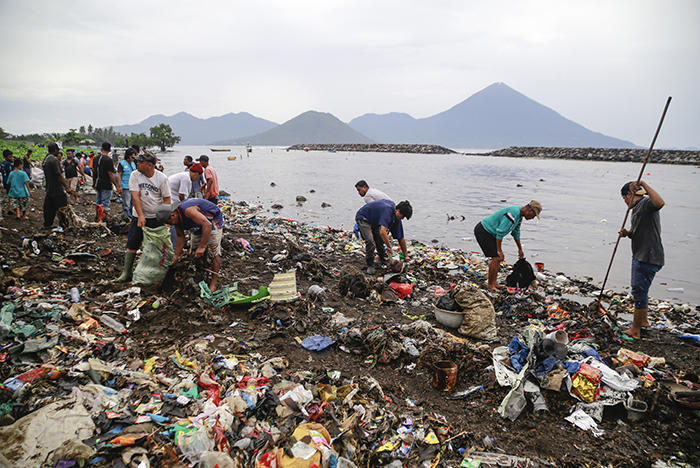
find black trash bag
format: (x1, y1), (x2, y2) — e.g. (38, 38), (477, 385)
(435, 292), (463, 312)
(506, 258), (536, 289)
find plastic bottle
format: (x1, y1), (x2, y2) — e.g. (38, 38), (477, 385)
(100, 314), (126, 333)
(70, 287), (80, 303)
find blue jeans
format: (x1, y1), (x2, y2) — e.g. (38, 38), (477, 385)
(96, 190), (112, 210)
(631, 259), (662, 309)
(121, 189), (133, 219)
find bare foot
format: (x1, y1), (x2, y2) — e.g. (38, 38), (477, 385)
(622, 328), (640, 339)
(641, 322), (651, 328)
(22, 215), (29, 219)
(487, 284), (504, 291)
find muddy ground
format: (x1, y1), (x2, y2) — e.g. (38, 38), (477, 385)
(1, 189), (699, 468)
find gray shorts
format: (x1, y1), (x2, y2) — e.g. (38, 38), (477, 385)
(191, 229), (222, 256)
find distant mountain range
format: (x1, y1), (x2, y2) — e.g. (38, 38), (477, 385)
(112, 111), (277, 146)
(211, 111), (374, 146)
(112, 83), (639, 149)
(349, 83), (637, 148)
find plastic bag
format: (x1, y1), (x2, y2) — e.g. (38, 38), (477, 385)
(455, 285), (497, 340)
(132, 226), (174, 285)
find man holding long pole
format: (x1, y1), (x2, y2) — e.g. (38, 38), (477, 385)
(618, 180), (665, 339)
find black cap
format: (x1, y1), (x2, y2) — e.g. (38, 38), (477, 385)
(136, 153), (157, 164)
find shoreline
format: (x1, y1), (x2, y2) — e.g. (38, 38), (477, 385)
(283, 143), (700, 165)
(480, 146), (700, 165)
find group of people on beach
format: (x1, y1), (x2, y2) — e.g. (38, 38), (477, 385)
(32, 142), (224, 291)
(3, 143), (666, 339)
(351, 178), (664, 340)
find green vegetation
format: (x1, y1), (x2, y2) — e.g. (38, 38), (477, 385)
(2, 123), (181, 154)
(149, 124), (181, 152)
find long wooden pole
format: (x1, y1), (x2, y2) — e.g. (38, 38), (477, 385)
(597, 97), (672, 312)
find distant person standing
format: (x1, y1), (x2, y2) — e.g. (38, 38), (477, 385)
(619, 181), (665, 339)
(93, 142), (122, 213)
(355, 180), (391, 204)
(197, 155), (219, 204)
(62, 149), (86, 204)
(474, 201), (542, 290)
(41, 142), (75, 229)
(117, 148), (138, 220)
(1, 149), (14, 216)
(23, 149), (33, 179)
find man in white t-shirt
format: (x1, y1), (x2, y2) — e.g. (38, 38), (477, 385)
(116, 153), (172, 282)
(355, 180), (392, 204)
(169, 163), (204, 201)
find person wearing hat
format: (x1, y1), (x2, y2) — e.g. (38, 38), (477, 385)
(355, 199), (413, 275)
(474, 201), (542, 291)
(619, 180), (665, 339)
(116, 152), (172, 282)
(41, 142), (76, 228)
(169, 163), (204, 202)
(165, 198), (224, 291)
(197, 155), (219, 204)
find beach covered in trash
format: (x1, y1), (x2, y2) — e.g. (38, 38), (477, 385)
(1, 191), (699, 468)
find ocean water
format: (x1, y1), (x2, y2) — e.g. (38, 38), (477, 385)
(160, 145), (700, 305)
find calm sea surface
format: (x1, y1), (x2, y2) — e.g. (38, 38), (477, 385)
(160, 145), (700, 305)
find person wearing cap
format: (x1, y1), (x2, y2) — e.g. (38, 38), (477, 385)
(117, 149), (138, 220)
(166, 198), (224, 291)
(168, 163), (204, 202)
(41, 142), (76, 228)
(474, 201), (542, 291)
(93, 142), (122, 212)
(116, 152), (172, 282)
(355, 199), (413, 275)
(197, 155), (219, 204)
(619, 180), (665, 339)
(355, 180), (391, 204)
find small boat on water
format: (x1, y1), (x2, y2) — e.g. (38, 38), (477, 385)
(227, 156), (237, 161)
(211, 148), (231, 152)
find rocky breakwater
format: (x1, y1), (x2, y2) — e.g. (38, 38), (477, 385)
(288, 143), (456, 154)
(482, 147), (700, 165)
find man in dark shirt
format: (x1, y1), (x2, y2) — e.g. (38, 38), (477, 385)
(355, 199), (412, 274)
(62, 149), (85, 204)
(93, 142), (121, 213)
(619, 180), (665, 339)
(42, 142), (75, 228)
(23, 149), (33, 179)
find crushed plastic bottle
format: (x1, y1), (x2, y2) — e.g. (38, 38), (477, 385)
(70, 287), (80, 303)
(100, 314), (126, 333)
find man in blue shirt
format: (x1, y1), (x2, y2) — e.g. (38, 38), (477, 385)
(164, 199), (224, 291)
(474, 201), (542, 290)
(355, 199), (413, 275)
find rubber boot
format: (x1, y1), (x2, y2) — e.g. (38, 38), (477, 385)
(116, 251), (136, 282)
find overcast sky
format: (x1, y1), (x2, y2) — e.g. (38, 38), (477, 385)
(1, 0), (697, 148)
